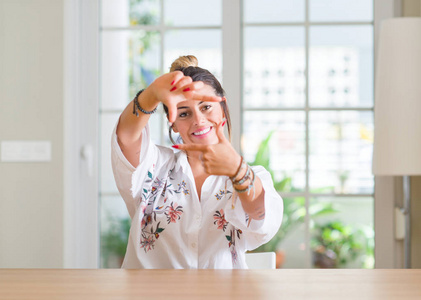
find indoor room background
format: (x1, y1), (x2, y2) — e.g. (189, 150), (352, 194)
(0, 0), (420, 269)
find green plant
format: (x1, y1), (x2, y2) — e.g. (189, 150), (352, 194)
(101, 216), (131, 268)
(311, 220), (374, 268)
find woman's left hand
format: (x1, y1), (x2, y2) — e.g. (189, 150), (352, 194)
(173, 120), (241, 177)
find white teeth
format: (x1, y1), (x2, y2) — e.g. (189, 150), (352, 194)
(193, 127), (211, 136)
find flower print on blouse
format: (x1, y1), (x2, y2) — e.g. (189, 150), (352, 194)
(139, 167), (186, 252)
(214, 187), (232, 201)
(213, 209), (243, 266)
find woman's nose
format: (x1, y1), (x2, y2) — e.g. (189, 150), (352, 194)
(193, 111), (205, 125)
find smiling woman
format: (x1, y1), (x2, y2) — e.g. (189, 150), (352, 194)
(111, 55), (283, 269)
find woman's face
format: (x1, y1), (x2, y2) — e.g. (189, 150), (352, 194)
(172, 84), (224, 146)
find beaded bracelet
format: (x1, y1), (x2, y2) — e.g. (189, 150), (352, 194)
(232, 164), (251, 186)
(132, 89), (157, 116)
(234, 168), (255, 194)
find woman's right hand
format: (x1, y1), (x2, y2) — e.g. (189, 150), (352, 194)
(146, 71), (222, 123)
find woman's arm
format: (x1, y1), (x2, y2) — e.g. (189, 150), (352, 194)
(116, 88), (159, 168)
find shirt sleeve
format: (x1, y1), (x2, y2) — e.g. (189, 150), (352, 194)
(224, 165), (284, 251)
(111, 121), (159, 219)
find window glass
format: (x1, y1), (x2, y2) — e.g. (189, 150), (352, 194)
(164, 29), (222, 81)
(244, 0), (305, 23)
(101, 30), (161, 110)
(309, 25), (373, 107)
(101, 0), (160, 27)
(309, 111), (374, 194)
(243, 111), (306, 192)
(164, 0), (222, 26)
(310, 0), (373, 22)
(244, 27), (305, 108)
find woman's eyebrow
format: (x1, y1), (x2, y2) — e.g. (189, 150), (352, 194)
(177, 101), (205, 110)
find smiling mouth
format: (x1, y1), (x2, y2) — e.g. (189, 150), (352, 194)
(192, 127), (212, 136)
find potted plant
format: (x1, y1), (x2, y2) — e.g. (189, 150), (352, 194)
(311, 220), (374, 268)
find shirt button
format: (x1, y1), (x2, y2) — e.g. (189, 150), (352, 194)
(191, 242), (197, 249)
(196, 215), (201, 221)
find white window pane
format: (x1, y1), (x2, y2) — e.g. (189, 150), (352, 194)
(243, 111), (306, 192)
(101, 0), (160, 27)
(244, 0), (305, 23)
(164, 0), (221, 26)
(244, 27), (305, 108)
(101, 30), (161, 110)
(309, 25), (373, 107)
(310, 197), (374, 269)
(164, 30), (222, 81)
(309, 111), (374, 194)
(310, 0), (373, 22)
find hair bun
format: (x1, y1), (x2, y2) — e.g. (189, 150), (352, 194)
(170, 55), (198, 72)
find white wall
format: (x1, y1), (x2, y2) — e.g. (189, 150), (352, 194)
(0, 0), (64, 268)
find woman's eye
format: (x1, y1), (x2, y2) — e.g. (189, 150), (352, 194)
(202, 105), (211, 111)
(179, 112), (188, 118)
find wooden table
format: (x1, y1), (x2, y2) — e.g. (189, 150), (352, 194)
(1, 269), (421, 299)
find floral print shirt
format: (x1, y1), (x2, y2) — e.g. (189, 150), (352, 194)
(111, 123), (283, 269)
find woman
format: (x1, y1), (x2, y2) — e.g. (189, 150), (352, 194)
(112, 55), (283, 269)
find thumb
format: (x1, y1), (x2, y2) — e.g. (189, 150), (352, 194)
(215, 119), (227, 143)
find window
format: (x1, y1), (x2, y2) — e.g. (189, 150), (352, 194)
(99, 0), (375, 268)
(242, 0), (374, 268)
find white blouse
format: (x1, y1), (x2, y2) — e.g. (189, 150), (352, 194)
(111, 123), (283, 269)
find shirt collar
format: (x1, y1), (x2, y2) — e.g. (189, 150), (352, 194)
(174, 150), (188, 173)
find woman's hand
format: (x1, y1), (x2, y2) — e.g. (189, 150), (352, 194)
(147, 71), (222, 123)
(174, 119), (266, 221)
(173, 120), (242, 177)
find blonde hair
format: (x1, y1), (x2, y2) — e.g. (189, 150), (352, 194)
(170, 55), (198, 72)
